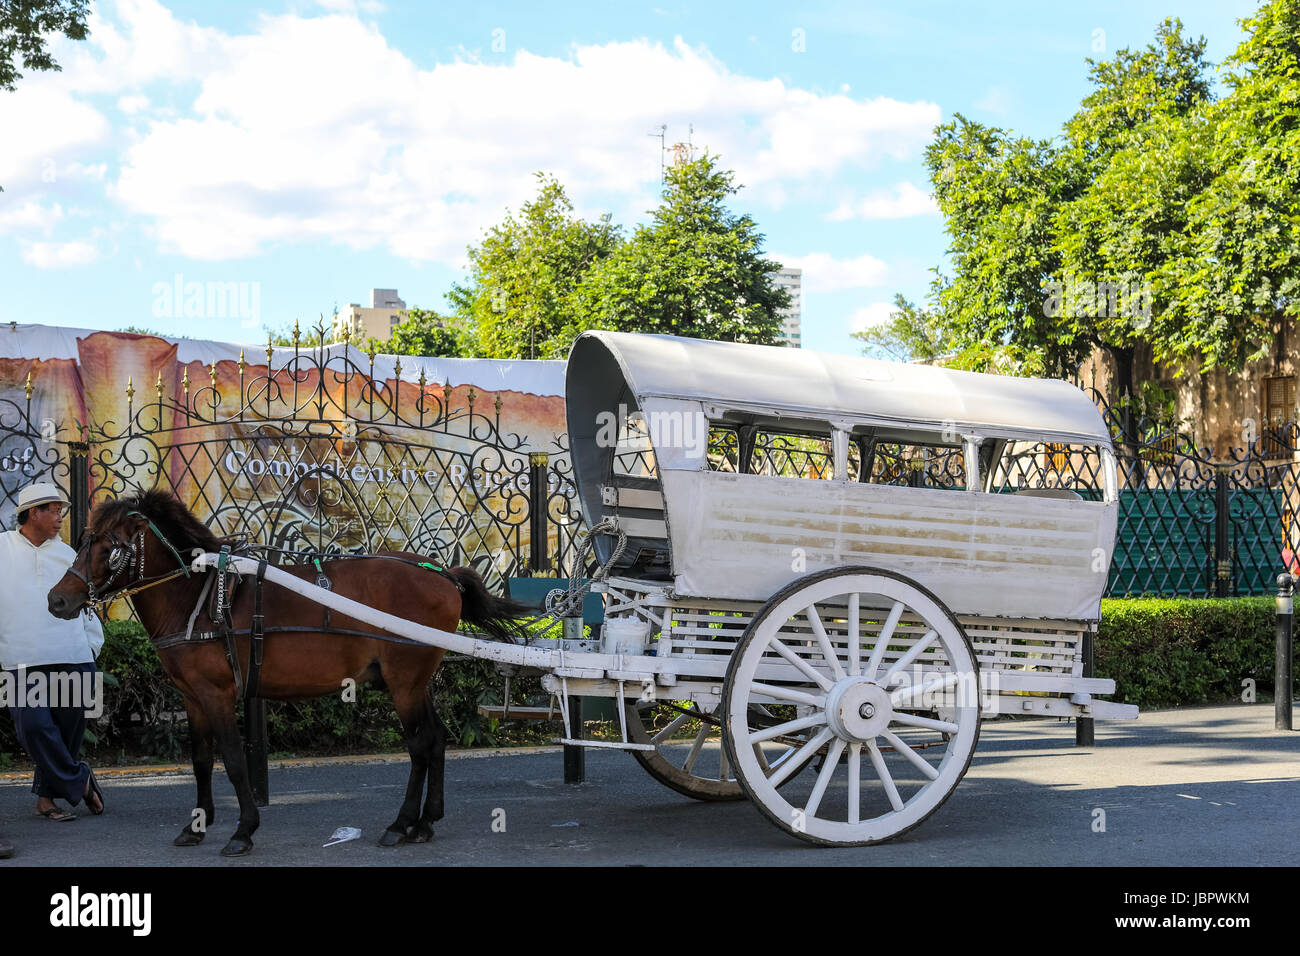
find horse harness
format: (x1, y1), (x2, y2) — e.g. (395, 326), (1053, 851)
(78, 516), (463, 704)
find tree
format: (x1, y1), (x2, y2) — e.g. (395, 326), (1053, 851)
(918, 18), (1223, 432)
(370, 308), (463, 358)
(852, 293), (954, 363)
(574, 155), (789, 344)
(0, 0), (88, 92)
(449, 173), (621, 360)
(1159, 0), (1300, 359)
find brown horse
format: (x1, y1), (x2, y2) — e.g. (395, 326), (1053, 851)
(46, 490), (528, 857)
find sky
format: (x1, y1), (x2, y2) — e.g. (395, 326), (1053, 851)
(0, 0), (1264, 357)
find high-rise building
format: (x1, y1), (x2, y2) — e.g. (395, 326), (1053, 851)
(774, 267), (802, 347)
(334, 289), (407, 341)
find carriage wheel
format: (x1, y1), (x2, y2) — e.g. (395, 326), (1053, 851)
(626, 701), (803, 802)
(626, 700), (745, 801)
(722, 567), (981, 846)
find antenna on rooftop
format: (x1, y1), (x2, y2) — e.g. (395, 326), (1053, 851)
(649, 124), (667, 183)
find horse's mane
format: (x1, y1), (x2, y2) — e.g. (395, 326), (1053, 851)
(89, 489), (222, 553)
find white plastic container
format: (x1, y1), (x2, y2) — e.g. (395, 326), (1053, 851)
(602, 617), (650, 656)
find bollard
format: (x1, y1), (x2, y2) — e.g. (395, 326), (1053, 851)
(564, 696), (585, 784)
(1076, 626), (1095, 747)
(1278, 573), (1294, 732)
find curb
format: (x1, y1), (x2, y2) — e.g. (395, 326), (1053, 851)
(0, 744), (566, 783)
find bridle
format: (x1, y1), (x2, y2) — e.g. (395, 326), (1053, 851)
(69, 512), (192, 610)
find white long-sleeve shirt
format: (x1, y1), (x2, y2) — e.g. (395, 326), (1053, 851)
(0, 530), (104, 669)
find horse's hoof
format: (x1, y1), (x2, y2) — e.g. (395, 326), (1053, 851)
(174, 829), (206, 847)
(220, 837), (253, 857)
(406, 821), (434, 844)
(377, 827), (407, 848)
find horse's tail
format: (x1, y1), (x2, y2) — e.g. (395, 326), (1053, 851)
(446, 567), (533, 644)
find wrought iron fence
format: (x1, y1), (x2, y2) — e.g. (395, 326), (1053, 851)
(3, 330), (584, 603)
(5, 347), (1296, 601)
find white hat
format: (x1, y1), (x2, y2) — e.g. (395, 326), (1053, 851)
(16, 482), (69, 515)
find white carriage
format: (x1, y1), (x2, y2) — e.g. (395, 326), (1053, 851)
(552, 331), (1136, 845)
(203, 330), (1137, 847)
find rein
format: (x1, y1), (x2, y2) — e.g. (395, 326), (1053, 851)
(70, 512), (192, 612)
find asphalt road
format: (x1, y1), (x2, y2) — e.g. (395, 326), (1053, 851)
(1, 702), (1296, 867)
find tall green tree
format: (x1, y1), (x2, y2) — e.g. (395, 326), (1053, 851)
(449, 173), (621, 360)
(1160, 0), (1300, 358)
(574, 155), (788, 344)
(919, 17), (1222, 425)
(0, 0), (87, 92)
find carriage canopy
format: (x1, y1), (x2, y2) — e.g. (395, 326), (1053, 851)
(565, 332), (1118, 619)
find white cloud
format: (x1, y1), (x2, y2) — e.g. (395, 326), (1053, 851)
(19, 239), (100, 268)
(117, 94), (150, 114)
(0, 84), (111, 189)
(776, 252), (890, 293)
(6, 4), (941, 264)
(827, 181), (937, 221)
(0, 202), (65, 236)
(850, 301), (897, 333)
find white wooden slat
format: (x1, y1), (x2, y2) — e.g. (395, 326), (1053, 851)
(614, 516), (669, 538)
(614, 487), (666, 510)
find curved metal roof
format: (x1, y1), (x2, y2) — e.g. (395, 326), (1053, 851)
(567, 331), (1111, 443)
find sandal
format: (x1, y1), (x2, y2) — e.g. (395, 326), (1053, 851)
(84, 772), (105, 816)
(36, 806), (77, 823)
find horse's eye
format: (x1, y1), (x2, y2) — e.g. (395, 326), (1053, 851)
(107, 547), (126, 571)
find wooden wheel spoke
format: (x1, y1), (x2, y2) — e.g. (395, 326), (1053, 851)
(847, 743), (861, 825)
(864, 601), (904, 681)
(881, 629), (939, 686)
(748, 711), (826, 744)
(718, 741), (731, 782)
(751, 681), (826, 708)
(681, 722), (711, 774)
(891, 712), (960, 734)
(768, 632), (835, 691)
(845, 594), (859, 678)
(650, 710), (693, 746)
(805, 603), (846, 681)
(866, 740), (904, 812)
(803, 738), (846, 818)
(767, 727), (835, 788)
(890, 671), (960, 707)
(881, 730), (941, 781)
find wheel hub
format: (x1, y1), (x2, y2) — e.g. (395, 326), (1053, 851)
(824, 678), (892, 743)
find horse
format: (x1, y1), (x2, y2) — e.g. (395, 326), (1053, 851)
(46, 489), (529, 857)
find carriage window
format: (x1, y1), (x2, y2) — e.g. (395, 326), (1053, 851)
(749, 429), (836, 479)
(707, 425), (741, 473)
(863, 441), (966, 490)
(613, 411), (657, 478)
(705, 425), (848, 479)
(990, 441), (1106, 499)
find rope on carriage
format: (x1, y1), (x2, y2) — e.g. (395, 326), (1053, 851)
(540, 517), (628, 622)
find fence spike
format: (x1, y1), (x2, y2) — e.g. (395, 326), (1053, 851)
(24, 371), (33, 401)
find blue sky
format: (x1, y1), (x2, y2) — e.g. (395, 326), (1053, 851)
(0, 0), (1262, 357)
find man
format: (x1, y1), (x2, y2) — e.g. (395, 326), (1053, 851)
(0, 482), (105, 826)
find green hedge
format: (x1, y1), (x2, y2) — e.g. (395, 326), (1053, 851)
(3, 598), (1291, 764)
(1097, 597), (1292, 709)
